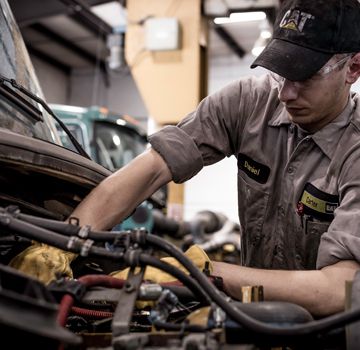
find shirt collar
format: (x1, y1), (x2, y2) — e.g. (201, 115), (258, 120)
(311, 95), (355, 159)
(268, 95), (355, 159)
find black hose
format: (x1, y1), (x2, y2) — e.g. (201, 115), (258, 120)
(17, 213), (125, 242)
(18, 213), (80, 235)
(190, 210), (226, 236)
(161, 285), (196, 303)
(139, 254), (211, 304)
(152, 209), (191, 238)
(0, 213), (76, 250)
(0, 214), (122, 260)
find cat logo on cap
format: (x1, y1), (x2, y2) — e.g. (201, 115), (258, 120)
(279, 9), (315, 32)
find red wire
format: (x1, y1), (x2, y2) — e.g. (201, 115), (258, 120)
(58, 274), (125, 326)
(71, 306), (113, 319)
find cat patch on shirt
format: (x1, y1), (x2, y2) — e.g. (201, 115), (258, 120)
(237, 153), (270, 184)
(298, 182), (339, 221)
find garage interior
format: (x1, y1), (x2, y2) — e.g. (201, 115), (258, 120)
(2, 0), (360, 349)
(8, 0), (283, 223)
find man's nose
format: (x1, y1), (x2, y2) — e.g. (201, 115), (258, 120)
(278, 79), (299, 102)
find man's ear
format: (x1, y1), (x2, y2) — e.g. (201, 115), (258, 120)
(346, 52), (360, 84)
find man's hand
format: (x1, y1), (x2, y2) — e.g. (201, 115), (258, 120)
(212, 260), (360, 317)
(9, 243), (76, 285)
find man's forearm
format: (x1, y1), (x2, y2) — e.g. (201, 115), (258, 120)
(69, 148), (172, 230)
(212, 260), (360, 317)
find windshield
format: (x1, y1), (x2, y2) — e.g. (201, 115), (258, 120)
(0, 0), (61, 145)
(56, 119), (147, 171)
(94, 121), (147, 171)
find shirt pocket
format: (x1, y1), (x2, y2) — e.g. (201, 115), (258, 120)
(299, 220), (330, 269)
(238, 173), (269, 266)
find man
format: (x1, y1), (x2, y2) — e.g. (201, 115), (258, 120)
(11, 0), (360, 317)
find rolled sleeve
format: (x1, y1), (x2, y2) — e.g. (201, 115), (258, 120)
(317, 230), (360, 269)
(149, 76), (270, 184)
(316, 134), (360, 269)
(149, 125), (204, 183)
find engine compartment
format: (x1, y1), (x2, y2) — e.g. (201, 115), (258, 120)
(1, 206), (360, 350)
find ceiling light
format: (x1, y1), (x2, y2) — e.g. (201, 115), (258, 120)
(230, 11), (267, 21)
(214, 11), (266, 24)
(260, 30), (272, 39)
(91, 1), (127, 32)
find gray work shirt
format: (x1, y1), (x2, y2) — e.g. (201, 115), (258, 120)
(149, 74), (360, 270)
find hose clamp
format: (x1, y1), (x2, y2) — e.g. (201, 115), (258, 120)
(78, 224), (91, 238)
(125, 249), (141, 268)
(80, 239), (94, 257)
(67, 236), (79, 250)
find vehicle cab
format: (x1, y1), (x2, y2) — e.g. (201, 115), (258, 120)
(50, 104), (148, 172)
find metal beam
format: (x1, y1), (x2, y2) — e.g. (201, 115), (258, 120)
(214, 26), (246, 58)
(84, 0), (123, 5)
(58, 0), (113, 39)
(29, 23), (106, 69)
(9, 0), (69, 27)
(27, 46), (72, 74)
(9, 0), (116, 27)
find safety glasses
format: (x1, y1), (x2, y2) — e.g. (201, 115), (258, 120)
(269, 54), (353, 90)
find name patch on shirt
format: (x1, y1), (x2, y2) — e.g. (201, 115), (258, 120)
(237, 153), (270, 184)
(299, 183), (339, 221)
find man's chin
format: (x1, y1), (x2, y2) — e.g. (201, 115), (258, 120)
(287, 113), (311, 129)
(286, 106), (308, 116)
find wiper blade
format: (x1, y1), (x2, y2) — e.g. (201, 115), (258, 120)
(0, 74), (91, 159)
(0, 78), (43, 122)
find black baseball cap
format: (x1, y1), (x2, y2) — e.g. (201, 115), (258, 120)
(251, 0), (360, 81)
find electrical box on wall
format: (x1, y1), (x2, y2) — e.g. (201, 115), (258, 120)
(145, 17), (180, 51)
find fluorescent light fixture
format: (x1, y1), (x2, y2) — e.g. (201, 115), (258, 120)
(230, 11), (267, 21)
(91, 1), (127, 30)
(214, 11), (266, 24)
(260, 30), (272, 39)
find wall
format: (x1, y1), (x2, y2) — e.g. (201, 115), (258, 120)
(30, 54), (149, 126)
(125, 0), (205, 221)
(31, 55), (69, 104)
(69, 67), (148, 126)
(125, 0), (204, 125)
